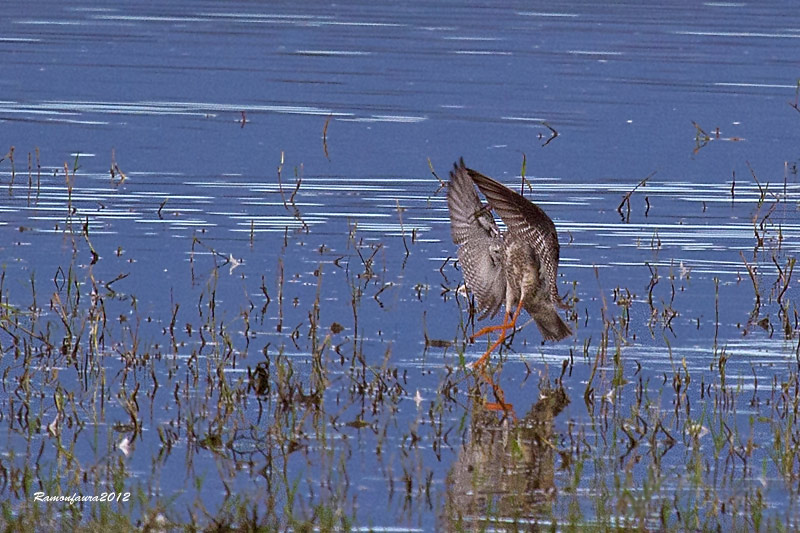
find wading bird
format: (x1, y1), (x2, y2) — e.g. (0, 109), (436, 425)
(447, 159), (571, 368)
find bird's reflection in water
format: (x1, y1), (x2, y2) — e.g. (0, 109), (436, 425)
(444, 384), (569, 530)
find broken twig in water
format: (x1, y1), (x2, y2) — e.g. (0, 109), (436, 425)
(276, 151), (289, 210)
(519, 152), (534, 196)
(322, 114), (332, 159)
(691, 121), (712, 154)
(429, 157), (445, 188)
(739, 251), (761, 319)
(541, 121), (558, 147)
(790, 79), (800, 115)
(396, 199), (410, 257)
(2, 146), (15, 195)
(618, 171), (656, 222)
(110, 148), (127, 187)
(157, 198), (168, 219)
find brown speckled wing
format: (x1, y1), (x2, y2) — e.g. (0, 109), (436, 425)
(447, 160), (506, 319)
(467, 168), (566, 309)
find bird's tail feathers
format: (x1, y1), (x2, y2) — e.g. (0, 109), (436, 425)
(533, 307), (572, 341)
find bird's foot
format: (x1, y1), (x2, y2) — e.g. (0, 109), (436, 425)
(470, 321), (509, 342)
(484, 401), (516, 417)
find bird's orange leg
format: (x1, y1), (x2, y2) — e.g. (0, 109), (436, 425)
(472, 328), (506, 368)
(505, 298), (525, 332)
(471, 311), (510, 341)
(471, 298), (525, 368)
(471, 298), (526, 342)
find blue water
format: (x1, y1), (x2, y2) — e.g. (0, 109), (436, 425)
(1, 1), (799, 530)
